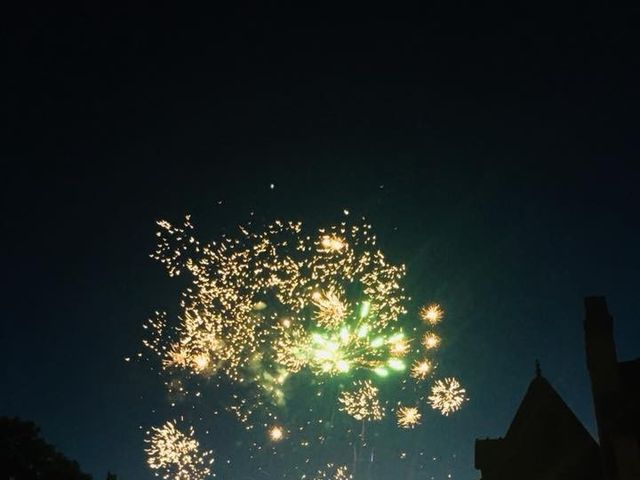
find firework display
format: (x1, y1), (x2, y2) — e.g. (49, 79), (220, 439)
(140, 215), (467, 478)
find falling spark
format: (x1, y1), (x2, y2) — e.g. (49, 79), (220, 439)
(396, 405), (422, 428)
(428, 377), (468, 416)
(420, 304), (444, 325)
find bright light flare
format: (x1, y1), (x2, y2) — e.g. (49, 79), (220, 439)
(268, 424), (285, 442)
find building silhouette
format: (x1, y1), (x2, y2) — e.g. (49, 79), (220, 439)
(584, 297), (640, 480)
(475, 296), (640, 480)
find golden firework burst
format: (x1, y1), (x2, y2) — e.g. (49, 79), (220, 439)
(145, 421), (213, 480)
(419, 303), (444, 325)
(396, 405), (422, 428)
(422, 332), (441, 350)
(410, 359), (433, 380)
(428, 377), (467, 416)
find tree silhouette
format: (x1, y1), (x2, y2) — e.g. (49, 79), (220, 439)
(0, 417), (92, 480)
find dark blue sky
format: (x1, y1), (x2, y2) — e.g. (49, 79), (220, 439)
(2, 4), (640, 480)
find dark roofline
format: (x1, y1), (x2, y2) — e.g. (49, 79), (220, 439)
(504, 374), (598, 446)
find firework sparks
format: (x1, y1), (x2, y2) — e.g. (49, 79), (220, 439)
(388, 333), (411, 356)
(419, 304), (444, 325)
(410, 359), (433, 380)
(396, 405), (422, 428)
(149, 217), (407, 387)
(428, 377), (467, 416)
(338, 380), (384, 421)
(145, 421), (213, 480)
(314, 464), (353, 480)
(312, 288), (349, 329)
(422, 332), (441, 350)
(318, 234), (348, 253)
(274, 323), (311, 373)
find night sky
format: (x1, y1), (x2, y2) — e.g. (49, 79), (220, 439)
(2, 3), (640, 480)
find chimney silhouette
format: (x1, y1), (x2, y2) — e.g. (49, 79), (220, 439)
(584, 296), (640, 480)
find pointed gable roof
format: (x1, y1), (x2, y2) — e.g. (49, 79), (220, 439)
(503, 375), (602, 480)
(476, 372), (603, 480)
(505, 375), (595, 445)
